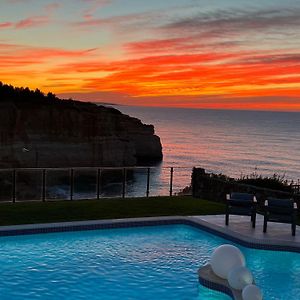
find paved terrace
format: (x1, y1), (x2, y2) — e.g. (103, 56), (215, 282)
(192, 214), (300, 248)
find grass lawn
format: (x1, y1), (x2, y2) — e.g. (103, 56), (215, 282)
(0, 196), (225, 226)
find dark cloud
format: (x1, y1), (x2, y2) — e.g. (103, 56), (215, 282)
(236, 53), (300, 65)
(162, 7), (300, 38)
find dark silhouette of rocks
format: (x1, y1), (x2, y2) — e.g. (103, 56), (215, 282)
(0, 82), (163, 168)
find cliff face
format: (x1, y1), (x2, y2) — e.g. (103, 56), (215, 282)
(0, 101), (163, 168)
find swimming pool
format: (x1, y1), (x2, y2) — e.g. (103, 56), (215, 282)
(0, 224), (299, 299)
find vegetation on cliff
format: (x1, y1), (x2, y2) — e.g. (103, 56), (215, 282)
(237, 172), (293, 193)
(196, 169), (294, 193)
(0, 81), (121, 113)
(0, 81), (58, 103)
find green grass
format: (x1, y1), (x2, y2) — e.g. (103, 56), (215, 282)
(0, 196), (225, 226)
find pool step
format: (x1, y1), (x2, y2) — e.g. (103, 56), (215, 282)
(198, 264), (242, 300)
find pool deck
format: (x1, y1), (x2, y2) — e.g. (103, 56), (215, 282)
(192, 214), (300, 249)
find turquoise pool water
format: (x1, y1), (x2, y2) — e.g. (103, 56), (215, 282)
(0, 225), (299, 299)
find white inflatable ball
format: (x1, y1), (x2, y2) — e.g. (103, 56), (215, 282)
(210, 244), (245, 279)
(228, 266), (253, 290)
(242, 284), (263, 300)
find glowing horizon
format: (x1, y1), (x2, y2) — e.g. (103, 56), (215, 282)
(1, 0), (300, 111)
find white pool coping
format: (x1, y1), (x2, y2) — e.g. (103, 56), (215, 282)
(0, 214), (300, 250)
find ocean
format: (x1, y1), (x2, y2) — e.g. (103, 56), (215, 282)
(114, 106), (300, 196)
(6, 106), (299, 200)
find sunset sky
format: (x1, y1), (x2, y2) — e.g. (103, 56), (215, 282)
(1, 0), (300, 111)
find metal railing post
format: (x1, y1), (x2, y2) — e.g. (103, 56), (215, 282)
(122, 168), (126, 198)
(146, 167), (150, 197)
(12, 169), (16, 203)
(42, 169), (46, 202)
(169, 167), (174, 196)
(96, 168), (101, 199)
(70, 168), (74, 200)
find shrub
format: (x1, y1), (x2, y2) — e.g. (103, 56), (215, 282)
(237, 172), (293, 193)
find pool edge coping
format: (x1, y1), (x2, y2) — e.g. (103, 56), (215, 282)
(1, 215), (300, 251)
(0, 216), (300, 251)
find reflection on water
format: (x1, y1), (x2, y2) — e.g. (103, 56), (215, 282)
(117, 106), (300, 180)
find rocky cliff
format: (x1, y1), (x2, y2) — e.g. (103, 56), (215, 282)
(0, 88), (162, 168)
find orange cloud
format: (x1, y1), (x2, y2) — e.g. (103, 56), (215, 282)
(2, 3), (300, 111)
(15, 16), (49, 29)
(0, 43), (97, 66)
(3, 35), (300, 111)
(0, 16), (50, 30)
(0, 1), (60, 30)
(0, 43), (99, 92)
(0, 22), (13, 28)
(75, 50), (300, 97)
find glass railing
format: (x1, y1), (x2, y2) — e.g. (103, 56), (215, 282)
(0, 166), (193, 202)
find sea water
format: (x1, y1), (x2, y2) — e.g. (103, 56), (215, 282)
(6, 107), (299, 200)
(115, 106), (300, 196)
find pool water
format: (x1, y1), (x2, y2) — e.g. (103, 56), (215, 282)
(0, 225), (299, 300)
